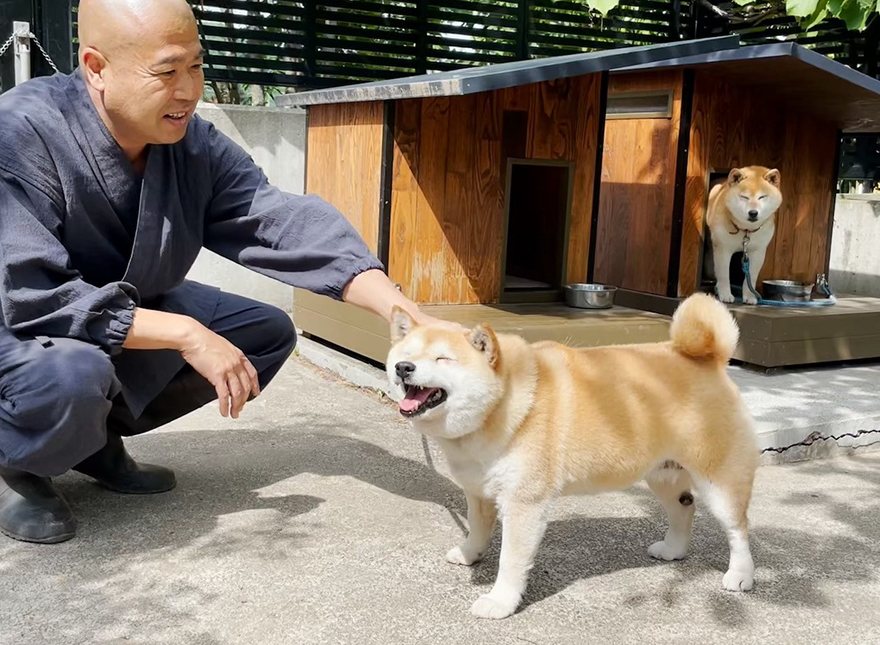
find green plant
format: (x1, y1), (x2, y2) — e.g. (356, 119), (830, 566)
(563, 0), (879, 31)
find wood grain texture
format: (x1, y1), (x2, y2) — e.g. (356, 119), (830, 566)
(678, 70), (838, 296)
(567, 73), (602, 284)
(594, 71), (683, 295)
(386, 74), (602, 304)
(306, 102), (384, 252)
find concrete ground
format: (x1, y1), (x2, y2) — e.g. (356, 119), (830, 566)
(2, 356), (879, 645)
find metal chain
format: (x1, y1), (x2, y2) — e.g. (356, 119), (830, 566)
(0, 33), (14, 58)
(0, 29), (60, 73)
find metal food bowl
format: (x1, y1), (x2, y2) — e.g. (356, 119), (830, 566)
(564, 283), (617, 309)
(762, 279), (814, 302)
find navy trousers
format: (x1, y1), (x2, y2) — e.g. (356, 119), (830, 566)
(0, 290), (297, 477)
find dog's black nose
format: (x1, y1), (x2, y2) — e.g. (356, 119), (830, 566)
(748, 210), (759, 220)
(395, 361), (416, 380)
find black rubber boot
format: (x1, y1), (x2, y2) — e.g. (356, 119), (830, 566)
(0, 467), (77, 544)
(73, 433), (176, 494)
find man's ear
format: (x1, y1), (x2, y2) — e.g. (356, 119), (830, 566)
(468, 324), (500, 368)
(80, 47), (108, 91)
(728, 168), (745, 185)
(391, 306), (417, 343)
(764, 168), (781, 187)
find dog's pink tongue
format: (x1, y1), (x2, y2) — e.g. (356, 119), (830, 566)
(400, 387), (433, 412)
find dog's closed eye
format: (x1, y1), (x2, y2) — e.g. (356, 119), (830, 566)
(436, 356), (456, 363)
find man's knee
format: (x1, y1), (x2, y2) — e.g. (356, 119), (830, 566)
(1, 340), (116, 474)
(253, 305), (297, 360)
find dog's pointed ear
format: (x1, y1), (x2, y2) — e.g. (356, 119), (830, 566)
(468, 324), (500, 368)
(764, 168), (781, 186)
(728, 168), (745, 185)
(391, 306), (416, 343)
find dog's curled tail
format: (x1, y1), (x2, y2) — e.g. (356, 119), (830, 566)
(670, 293), (739, 364)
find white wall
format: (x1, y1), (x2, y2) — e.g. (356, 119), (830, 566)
(187, 102), (307, 312)
(829, 195), (880, 297)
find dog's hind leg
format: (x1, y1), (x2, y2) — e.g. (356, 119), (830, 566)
(470, 501), (549, 619)
(447, 492), (498, 566)
(693, 471), (756, 592)
(645, 462), (695, 561)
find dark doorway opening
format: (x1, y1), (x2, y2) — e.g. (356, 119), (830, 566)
(503, 160), (571, 299)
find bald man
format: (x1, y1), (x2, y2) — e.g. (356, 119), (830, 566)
(0, 0), (449, 544)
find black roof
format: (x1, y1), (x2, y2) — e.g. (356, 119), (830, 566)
(615, 42), (880, 132)
(274, 35), (740, 107)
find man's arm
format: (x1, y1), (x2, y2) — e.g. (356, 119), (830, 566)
(0, 167), (138, 354)
(0, 166), (258, 420)
(201, 122), (459, 329)
(122, 308), (259, 419)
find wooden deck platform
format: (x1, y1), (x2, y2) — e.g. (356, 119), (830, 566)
(292, 289), (880, 369)
(292, 288), (671, 365)
(728, 296), (880, 368)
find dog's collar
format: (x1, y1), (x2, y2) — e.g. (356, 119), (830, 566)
(728, 221), (765, 235)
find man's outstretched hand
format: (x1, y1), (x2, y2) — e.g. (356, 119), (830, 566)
(123, 308), (260, 418)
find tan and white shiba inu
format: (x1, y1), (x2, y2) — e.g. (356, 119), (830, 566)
(705, 166), (782, 304)
(386, 294), (760, 619)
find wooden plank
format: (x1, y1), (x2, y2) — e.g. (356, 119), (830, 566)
(413, 96), (452, 303)
(595, 70), (682, 295)
(469, 90), (505, 302)
(730, 297), (880, 342)
(734, 333), (880, 368)
(531, 78), (575, 160)
(567, 73), (602, 284)
(305, 102), (384, 252)
(388, 99), (421, 300)
(678, 77), (709, 296)
(444, 94), (479, 304)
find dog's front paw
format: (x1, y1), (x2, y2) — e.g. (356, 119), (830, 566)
(717, 290), (735, 304)
(722, 568), (754, 592)
(647, 540), (688, 561)
(742, 290), (759, 305)
(446, 544), (482, 566)
(470, 592), (520, 619)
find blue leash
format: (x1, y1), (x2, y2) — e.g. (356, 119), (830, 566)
(719, 231), (837, 308)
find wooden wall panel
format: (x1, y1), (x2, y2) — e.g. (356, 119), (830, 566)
(387, 99), (421, 296)
(306, 102), (384, 253)
(567, 74), (603, 285)
(678, 70), (838, 296)
(388, 74), (602, 304)
(594, 71), (683, 295)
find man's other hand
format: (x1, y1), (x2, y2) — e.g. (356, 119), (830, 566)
(179, 324), (260, 418)
(123, 307), (260, 418)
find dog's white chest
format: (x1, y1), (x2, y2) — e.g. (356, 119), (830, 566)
(441, 443), (516, 499)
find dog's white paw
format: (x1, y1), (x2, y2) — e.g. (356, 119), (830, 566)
(446, 545), (482, 566)
(722, 569), (754, 592)
(647, 540), (688, 561)
(742, 290), (759, 305)
(470, 593), (519, 619)
(717, 290), (735, 304)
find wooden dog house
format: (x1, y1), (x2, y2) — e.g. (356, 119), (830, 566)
(277, 37), (880, 369)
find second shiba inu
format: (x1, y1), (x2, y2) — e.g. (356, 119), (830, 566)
(386, 294), (760, 619)
(705, 166), (782, 304)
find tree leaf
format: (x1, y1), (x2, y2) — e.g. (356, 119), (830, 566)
(837, 0), (871, 29)
(587, 0), (621, 16)
(786, 0), (821, 17)
(800, 0), (830, 28)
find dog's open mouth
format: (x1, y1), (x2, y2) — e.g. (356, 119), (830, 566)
(399, 385), (448, 417)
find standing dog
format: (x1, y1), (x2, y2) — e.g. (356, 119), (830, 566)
(705, 166), (782, 304)
(386, 294), (760, 619)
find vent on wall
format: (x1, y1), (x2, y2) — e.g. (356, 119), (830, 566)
(606, 90), (673, 119)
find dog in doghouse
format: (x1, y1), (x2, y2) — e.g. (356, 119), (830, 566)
(704, 166), (782, 304)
